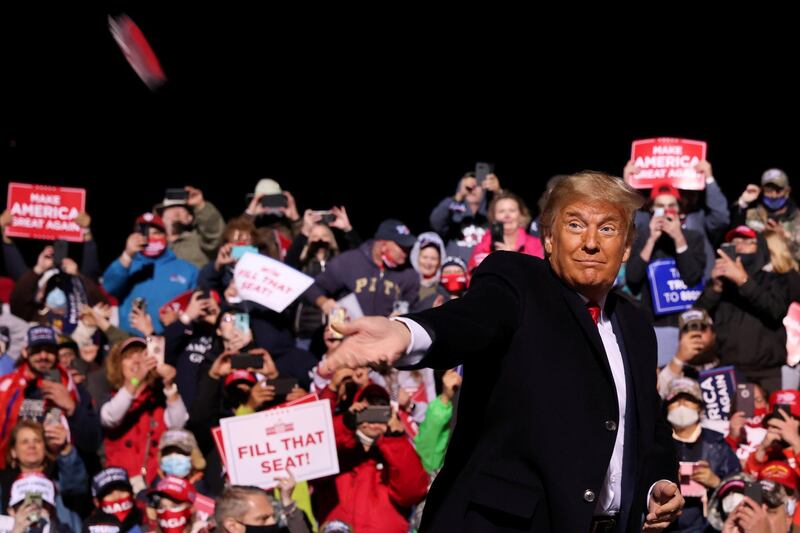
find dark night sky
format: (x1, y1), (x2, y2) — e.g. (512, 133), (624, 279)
(2, 8), (798, 270)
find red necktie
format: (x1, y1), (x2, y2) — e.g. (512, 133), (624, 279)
(586, 302), (601, 325)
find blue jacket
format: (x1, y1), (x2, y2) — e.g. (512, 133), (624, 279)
(102, 249), (198, 335)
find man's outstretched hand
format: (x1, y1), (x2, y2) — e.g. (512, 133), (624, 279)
(322, 317), (412, 373)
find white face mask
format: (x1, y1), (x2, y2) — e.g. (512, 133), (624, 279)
(787, 497), (797, 516)
(667, 405), (700, 429)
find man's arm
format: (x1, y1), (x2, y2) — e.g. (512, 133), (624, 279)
(194, 201), (226, 259)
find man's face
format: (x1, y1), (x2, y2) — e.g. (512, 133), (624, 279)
(732, 237), (757, 255)
(224, 492), (276, 533)
(544, 200), (631, 302)
(766, 502), (792, 532)
(161, 206), (193, 236)
(381, 241), (408, 266)
(462, 177), (482, 204)
(764, 184), (790, 200)
(25, 345), (57, 374)
(58, 347), (77, 369)
(681, 323), (716, 353)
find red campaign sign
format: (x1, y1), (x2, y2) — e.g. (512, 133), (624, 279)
(784, 302), (800, 367)
(193, 494), (216, 523)
(628, 138), (708, 191)
(5, 183), (86, 242)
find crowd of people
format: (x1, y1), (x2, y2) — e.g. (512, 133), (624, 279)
(1, 163), (800, 532)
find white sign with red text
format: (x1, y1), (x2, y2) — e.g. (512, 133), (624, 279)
(219, 399), (339, 488)
(629, 138), (707, 190)
(234, 253), (314, 313)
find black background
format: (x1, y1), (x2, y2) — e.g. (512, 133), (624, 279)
(2, 8), (798, 270)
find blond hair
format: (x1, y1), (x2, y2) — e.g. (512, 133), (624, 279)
(540, 171), (644, 246)
(765, 230), (799, 273)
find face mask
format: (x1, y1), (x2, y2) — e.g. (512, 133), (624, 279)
(667, 405), (699, 429)
(738, 252), (757, 271)
(441, 273), (467, 294)
(45, 288), (67, 309)
(787, 497), (797, 516)
(242, 525), (281, 533)
(142, 236), (167, 258)
(307, 240), (330, 257)
(102, 495), (134, 524)
(160, 453), (192, 478)
(157, 505), (192, 533)
(763, 196), (788, 210)
(171, 222), (193, 236)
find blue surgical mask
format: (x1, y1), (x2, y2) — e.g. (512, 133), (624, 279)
(763, 195), (788, 210)
(45, 288), (67, 309)
(160, 453), (192, 478)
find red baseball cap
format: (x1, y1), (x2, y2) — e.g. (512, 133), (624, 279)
(134, 212), (166, 233)
(149, 476), (196, 503)
(650, 180), (681, 200)
(758, 461), (798, 491)
(724, 225), (758, 243)
(769, 389), (800, 418)
(159, 289), (222, 318)
(224, 370), (257, 387)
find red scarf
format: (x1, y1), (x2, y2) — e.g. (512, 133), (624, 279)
(0, 362), (78, 468)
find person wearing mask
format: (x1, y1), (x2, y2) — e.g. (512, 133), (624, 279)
(103, 214), (198, 336)
(744, 390), (800, 482)
(3, 474), (75, 533)
(0, 421), (88, 533)
(151, 430), (208, 496)
(0, 326), (101, 471)
(726, 384), (770, 464)
(409, 232), (447, 310)
(215, 484), (311, 533)
(437, 256), (469, 301)
(153, 187), (225, 269)
(313, 384), (428, 533)
(711, 476), (795, 533)
(429, 171), (502, 263)
(99, 338), (189, 485)
(467, 191), (544, 272)
(304, 219), (419, 317)
(626, 181), (707, 366)
(663, 378), (741, 531)
(84, 467), (144, 533)
(657, 308), (720, 399)
(733, 168), (800, 263)
(696, 226), (790, 393)
(146, 477), (198, 533)
(625, 160), (730, 281)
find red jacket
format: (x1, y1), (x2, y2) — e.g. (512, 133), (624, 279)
(314, 414), (428, 533)
(467, 227), (544, 272)
(103, 388), (168, 485)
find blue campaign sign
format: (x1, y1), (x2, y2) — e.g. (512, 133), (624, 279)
(646, 258), (704, 316)
(698, 366), (737, 421)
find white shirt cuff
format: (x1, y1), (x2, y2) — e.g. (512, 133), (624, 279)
(675, 244), (689, 254)
(391, 317), (433, 367)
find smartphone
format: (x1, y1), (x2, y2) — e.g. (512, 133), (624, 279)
(653, 207), (665, 218)
(678, 461), (706, 497)
(313, 210), (337, 224)
(44, 407), (62, 427)
(233, 313), (250, 334)
(720, 242), (737, 260)
(231, 245), (259, 261)
(355, 405), (392, 424)
(44, 369), (61, 383)
(259, 194), (288, 208)
(136, 222), (150, 237)
(133, 297), (147, 313)
(736, 383), (757, 418)
(231, 353), (264, 370)
(24, 492), (43, 522)
(147, 336), (165, 366)
(268, 377), (298, 396)
(744, 480), (763, 505)
(53, 240), (68, 268)
(328, 308), (346, 340)
(773, 403), (793, 417)
(490, 221), (504, 245)
(475, 162), (494, 185)
(165, 188), (189, 201)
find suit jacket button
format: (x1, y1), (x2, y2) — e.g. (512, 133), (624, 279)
(605, 420), (617, 432)
(583, 489), (595, 503)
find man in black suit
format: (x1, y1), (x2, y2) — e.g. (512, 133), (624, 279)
(324, 172), (683, 532)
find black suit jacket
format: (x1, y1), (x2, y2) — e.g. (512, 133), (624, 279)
(406, 252), (677, 532)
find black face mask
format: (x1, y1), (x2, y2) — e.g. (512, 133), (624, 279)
(242, 523), (281, 533)
(171, 222), (194, 235)
(738, 252), (757, 272)
(225, 386), (251, 408)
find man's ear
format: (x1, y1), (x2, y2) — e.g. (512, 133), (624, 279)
(543, 233), (553, 255)
(223, 517), (243, 533)
(622, 243), (632, 263)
